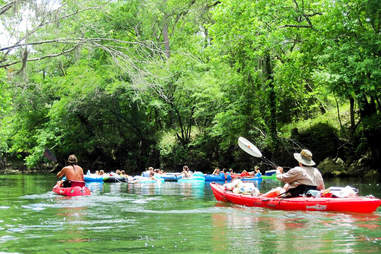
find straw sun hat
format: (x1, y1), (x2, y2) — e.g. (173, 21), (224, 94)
(293, 149), (315, 166)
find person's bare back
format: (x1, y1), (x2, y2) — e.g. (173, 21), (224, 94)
(56, 154), (84, 182)
(57, 165), (84, 181)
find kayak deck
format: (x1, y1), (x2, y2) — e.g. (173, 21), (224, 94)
(210, 183), (381, 213)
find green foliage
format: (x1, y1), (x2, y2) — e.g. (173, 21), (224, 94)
(0, 70), (12, 155)
(313, 0), (381, 101)
(1, 0), (380, 172)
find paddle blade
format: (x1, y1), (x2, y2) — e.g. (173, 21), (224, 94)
(238, 137), (262, 158)
(44, 149), (57, 162)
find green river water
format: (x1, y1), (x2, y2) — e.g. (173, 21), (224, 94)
(0, 174), (380, 254)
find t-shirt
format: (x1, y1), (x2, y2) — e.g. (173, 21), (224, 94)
(142, 171), (150, 177)
(276, 166), (325, 191)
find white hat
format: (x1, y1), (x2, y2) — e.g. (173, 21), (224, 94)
(294, 149), (315, 166)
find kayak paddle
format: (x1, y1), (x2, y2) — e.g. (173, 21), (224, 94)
(238, 137), (278, 168)
(238, 137), (262, 157)
(44, 148), (59, 173)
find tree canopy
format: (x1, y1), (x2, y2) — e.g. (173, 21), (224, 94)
(0, 0), (380, 174)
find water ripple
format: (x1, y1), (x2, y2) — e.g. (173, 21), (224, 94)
(122, 206), (231, 214)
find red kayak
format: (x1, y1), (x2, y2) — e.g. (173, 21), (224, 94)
(53, 183), (91, 196)
(210, 183), (381, 213)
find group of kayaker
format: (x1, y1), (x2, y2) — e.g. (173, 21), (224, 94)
(141, 167), (166, 178)
(56, 148), (325, 199)
(87, 169), (129, 178)
(239, 166), (262, 177)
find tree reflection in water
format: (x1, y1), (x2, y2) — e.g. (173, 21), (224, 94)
(211, 202), (381, 253)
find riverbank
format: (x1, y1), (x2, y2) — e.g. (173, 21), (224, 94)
(0, 168), (51, 174)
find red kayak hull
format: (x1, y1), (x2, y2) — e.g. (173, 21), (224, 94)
(210, 183), (381, 213)
(53, 184), (91, 196)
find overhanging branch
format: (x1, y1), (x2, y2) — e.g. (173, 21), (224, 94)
(0, 1), (17, 16)
(3, 6), (101, 56)
(279, 24), (313, 29)
(0, 45), (79, 68)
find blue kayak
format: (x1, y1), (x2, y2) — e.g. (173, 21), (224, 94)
(132, 175), (164, 184)
(178, 177), (205, 183)
(204, 173), (232, 182)
(84, 175), (104, 182)
(159, 173), (183, 182)
(137, 179), (164, 183)
(178, 172), (205, 183)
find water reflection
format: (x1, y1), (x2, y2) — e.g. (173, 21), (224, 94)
(56, 206), (89, 243)
(109, 182), (124, 194)
(179, 182), (205, 199)
(211, 202), (381, 253)
(86, 182), (104, 193)
(123, 182), (206, 199)
(128, 182), (162, 195)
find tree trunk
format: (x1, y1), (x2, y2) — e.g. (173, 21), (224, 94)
(349, 97), (355, 139)
(357, 95), (380, 167)
(162, 20), (170, 58)
(335, 96), (343, 131)
(263, 53), (278, 148)
(162, 0), (170, 59)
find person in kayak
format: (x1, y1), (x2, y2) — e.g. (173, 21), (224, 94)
(268, 149), (325, 197)
(240, 166), (260, 177)
(142, 167), (154, 177)
(181, 165), (192, 178)
(276, 149), (325, 197)
(240, 170), (251, 177)
(212, 167), (221, 175)
(56, 154), (85, 187)
(254, 166), (262, 177)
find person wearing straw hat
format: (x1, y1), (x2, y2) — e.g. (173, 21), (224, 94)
(56, 154), (85, 187)
(276, 149), (325, 197)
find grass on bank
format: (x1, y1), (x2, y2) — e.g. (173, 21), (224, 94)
(279, 102), (351, 138)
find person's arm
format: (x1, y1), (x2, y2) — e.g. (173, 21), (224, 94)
(57, 168), (66, 179)
(276, 167), (302, 184)
(79, 167), (84, 181)
(316, 171), (325, 190)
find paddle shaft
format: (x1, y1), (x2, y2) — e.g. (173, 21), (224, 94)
(238, 137), (290, 169)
